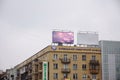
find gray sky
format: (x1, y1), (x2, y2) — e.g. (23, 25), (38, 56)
(0, 0), (120, 71)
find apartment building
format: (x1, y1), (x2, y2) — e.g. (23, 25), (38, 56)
(15, 45), (101, 80)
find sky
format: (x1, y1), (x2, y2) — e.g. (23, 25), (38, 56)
(0, 0), (120, 71)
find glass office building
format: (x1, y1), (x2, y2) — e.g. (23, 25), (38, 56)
(100, 41), (120, 80)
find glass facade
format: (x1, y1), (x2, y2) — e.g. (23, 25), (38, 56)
(100, 41), (120, 80)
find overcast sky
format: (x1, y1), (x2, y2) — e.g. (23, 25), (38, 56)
(0, 0), (120, 71)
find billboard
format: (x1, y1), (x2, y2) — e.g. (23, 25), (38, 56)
(77, 32), (98, 45)
(43, 62), (48, 80)
(52, 31), (74, 44)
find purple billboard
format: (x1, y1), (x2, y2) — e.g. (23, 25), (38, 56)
(52, 31), (74, 44)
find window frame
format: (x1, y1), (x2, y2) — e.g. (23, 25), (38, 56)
(53, 63), (58, 69)
(53, 73), (58, 79)
(73, 64), (77, 70)
(73, 73), (78, 79)
(73, 55), (77, 61)
(82, 64), (86, 70)
(82, 55), (86, 61)
(53, 54), (58, 60)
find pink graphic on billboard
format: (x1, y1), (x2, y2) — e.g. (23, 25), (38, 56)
(52, 31), (74, 44)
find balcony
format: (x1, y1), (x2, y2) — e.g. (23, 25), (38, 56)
(60, 58), (71, 64)
(33, 62), (38, 65)
(89, 60), (99, 65)
(61, 68), (70, 73)
(61, 78), (70, 80)
(89, 60), (100, 74)
(38, 70), (42, 72)
(89, 69), (99, 74)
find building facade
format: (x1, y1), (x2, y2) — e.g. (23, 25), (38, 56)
(15, 45), (102, 80)
(100, 41), (120, 80)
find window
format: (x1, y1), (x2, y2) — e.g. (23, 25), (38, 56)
(82, 74), (87, 79)
(73, 55), (77, 61)
(64, 54), (67, 58)
(53, 73), (58, 79)
(53, 63), (58, 69)
(92, 55), (96, 60)
(92, 74), (96, 79)
(91, 65), (96, 70)
(64, 54), (67, 61)
(53, 54), (58, 60)
(82, 55), (86, 61)
(63, 73), (68, 78)
(73, 73), (78, 79)
(73, 64), (77, 70)
(82, 64), (86, 70)
(64, 64), (68, 69)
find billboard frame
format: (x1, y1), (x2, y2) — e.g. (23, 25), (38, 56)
(52, 31), (74, 44)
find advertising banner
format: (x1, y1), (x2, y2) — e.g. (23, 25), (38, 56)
(52, 31), (74, 44)
(77, 32), (98, 45)
(43, 62), (48, 80)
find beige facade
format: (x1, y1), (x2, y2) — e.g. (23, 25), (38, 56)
(16, 45), (101, 80)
